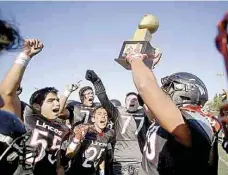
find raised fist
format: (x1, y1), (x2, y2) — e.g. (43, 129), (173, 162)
(23, 39), (44, 58)
(65, 81), (81, 93)
(85, 70), (99, 84)
(73, 124), (91, 141)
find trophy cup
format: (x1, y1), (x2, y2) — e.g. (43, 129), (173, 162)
(115, 14), (159, 70)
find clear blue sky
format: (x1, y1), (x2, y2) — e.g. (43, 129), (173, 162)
(0, 2), (228, 104)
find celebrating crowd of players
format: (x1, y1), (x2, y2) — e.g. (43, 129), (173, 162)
(0, 16), (228, 175)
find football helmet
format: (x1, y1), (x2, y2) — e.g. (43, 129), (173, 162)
(161, 72), (208, 107)
(0, 110), (37, 174)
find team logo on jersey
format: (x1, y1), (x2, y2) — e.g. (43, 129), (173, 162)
(91, 140), (108, 147)
(36, 120), (63, 136)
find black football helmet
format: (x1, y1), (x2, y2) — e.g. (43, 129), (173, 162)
(161, 72), (208, 107)
(0, 110), (37, 174)
(110, 99), (121, 107)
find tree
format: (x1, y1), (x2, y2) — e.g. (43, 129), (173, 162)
(203, 93), (225, 116)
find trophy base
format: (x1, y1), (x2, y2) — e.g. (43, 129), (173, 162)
(115, 41), (154, 70)
(114, 58), (131, 70)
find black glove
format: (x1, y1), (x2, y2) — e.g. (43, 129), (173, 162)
(85, 70), (100, 84)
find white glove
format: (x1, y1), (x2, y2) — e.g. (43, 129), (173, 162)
(63, 81), (82, 97)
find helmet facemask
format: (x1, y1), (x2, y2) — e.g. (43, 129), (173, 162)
(0, 132), (37, 171)
(161, 76), (200, 107)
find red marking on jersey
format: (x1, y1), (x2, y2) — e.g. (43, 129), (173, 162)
(180, 105), (222, 134)
(98, 132), (104, 137)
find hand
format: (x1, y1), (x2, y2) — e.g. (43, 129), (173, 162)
(125, 47), (162, 69)
(85, 70), (100, 83)
(73, 124), (91, 141)
(63, 81), (81, 97)
(65, 81), (81, 93)
(22, 39), (44, 58)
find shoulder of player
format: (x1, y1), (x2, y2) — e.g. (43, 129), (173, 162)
(66, 101), (82, 111)
(66, 100), (81, 107)
(117, 106), (129, 115)
(104, 128), (115, 138)
(181, 109), (214, 141)
(135, 108), (145, 115)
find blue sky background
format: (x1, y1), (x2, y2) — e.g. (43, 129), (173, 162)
(0, 2), (228, 105)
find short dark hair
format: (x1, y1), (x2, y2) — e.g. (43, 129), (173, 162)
(92, 105), (105, 116)
(79, 86), (93, 102)
(125, 92), (138, 102)
(126, 92), (138, 98)
(0, 19), (23, 51)
(29, 87), (58, 106)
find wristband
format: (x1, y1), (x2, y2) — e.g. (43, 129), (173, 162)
(68, 138), (80, 151)
(15, 52), (31, 67)
(127, 54), (143, 64)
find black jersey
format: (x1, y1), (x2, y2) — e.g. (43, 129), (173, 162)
(67, 101), (96, 126)
(68, 124), (114, 175)
(24, 110), (70, 175)
(139, 110), (214, 175)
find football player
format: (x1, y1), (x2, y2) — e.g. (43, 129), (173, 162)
(24, 87), (71, 175)
(61, 85), (97, 127)
(66, 106), (114, 175)
(125, 52), (215, 175)
(0, 38), (71, 174)
(0, 110), (36, 175)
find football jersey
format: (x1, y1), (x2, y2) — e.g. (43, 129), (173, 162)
(94, 90), (150, 163)
(23, 107), (70, 175)
(114, 107), (149, 163)
(0, 110), (26, 175)
(67, 124), (114, 175)
(139, 110), (214, 175)
(67, 102), (96, 126)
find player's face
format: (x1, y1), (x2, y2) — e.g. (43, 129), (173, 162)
(41, 92), (60, 120)
(125, 94), (139, 112)
(93, 108), (108, 130)
(83, 89), (94, 106)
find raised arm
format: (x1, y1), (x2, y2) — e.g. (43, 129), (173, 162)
(58, 82), (81, 119)
(66, 124), (90, 157)
(0, 39), (43, 117)
(85, 70), (119, 122)
(126, 52), (192, 147)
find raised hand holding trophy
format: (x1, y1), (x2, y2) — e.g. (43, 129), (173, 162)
(115, 14), (159, 70)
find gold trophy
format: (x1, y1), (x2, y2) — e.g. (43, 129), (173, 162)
(115, 14), (159, 70)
